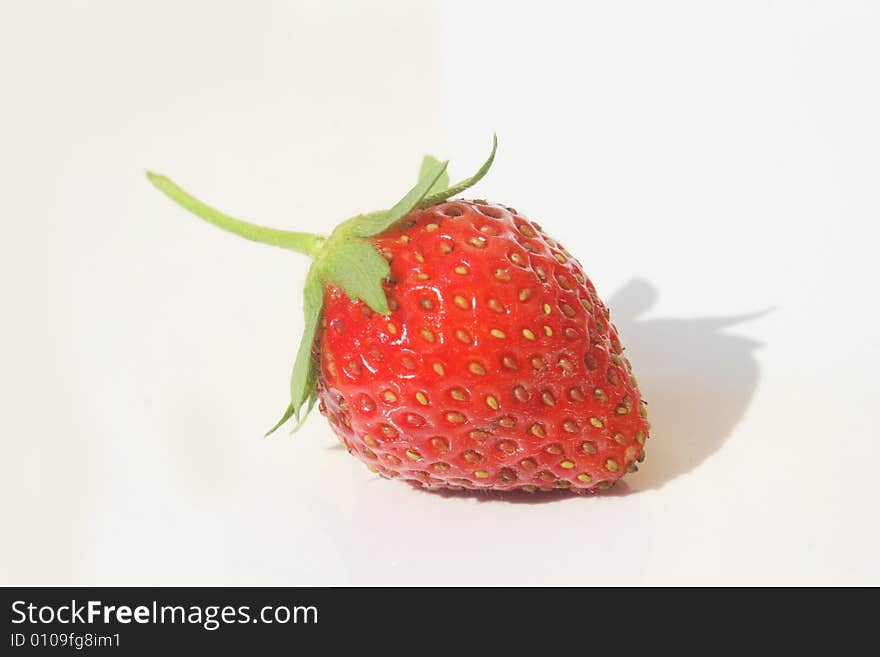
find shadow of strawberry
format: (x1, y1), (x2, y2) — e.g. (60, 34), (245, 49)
(610, 278), (766, 491)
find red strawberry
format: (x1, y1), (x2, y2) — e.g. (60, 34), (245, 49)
(147, 137), (649, 493)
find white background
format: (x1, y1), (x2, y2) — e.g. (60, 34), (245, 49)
(2, 1), (877, 585)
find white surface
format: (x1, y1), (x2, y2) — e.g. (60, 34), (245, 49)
(2, 1), (878, 585)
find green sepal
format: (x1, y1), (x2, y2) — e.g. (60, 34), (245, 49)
(289, 389), (319, 434)
(419, 155), (450, 195)
(420, 134), (497, 207)
(264, 266), (324, 436)
(264, 402), (296, 437)
(320, 238), (391, 315)
(290, 268), (323, 412)
(353, 159), (448, 237)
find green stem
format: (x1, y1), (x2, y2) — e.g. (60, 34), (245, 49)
(146, 171), (326, 257)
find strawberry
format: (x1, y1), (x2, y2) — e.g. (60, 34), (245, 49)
(147, 137), (649, 493)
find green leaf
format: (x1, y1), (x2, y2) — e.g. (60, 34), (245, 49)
(420, 134), (497, 207)
(419, 155), (449, 195)
(265, 402), (296, 437)
(320, 238), (391, 315)
(289, 389), (319, 434)
(353, 159), (448, 237)
(266, 273), (322, 437)
(286, 267), (324, 425)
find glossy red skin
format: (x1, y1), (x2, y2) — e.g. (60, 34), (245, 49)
(316, 200), (649, 493)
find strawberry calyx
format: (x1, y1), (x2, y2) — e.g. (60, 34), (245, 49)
(147, 136), (497, 435)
